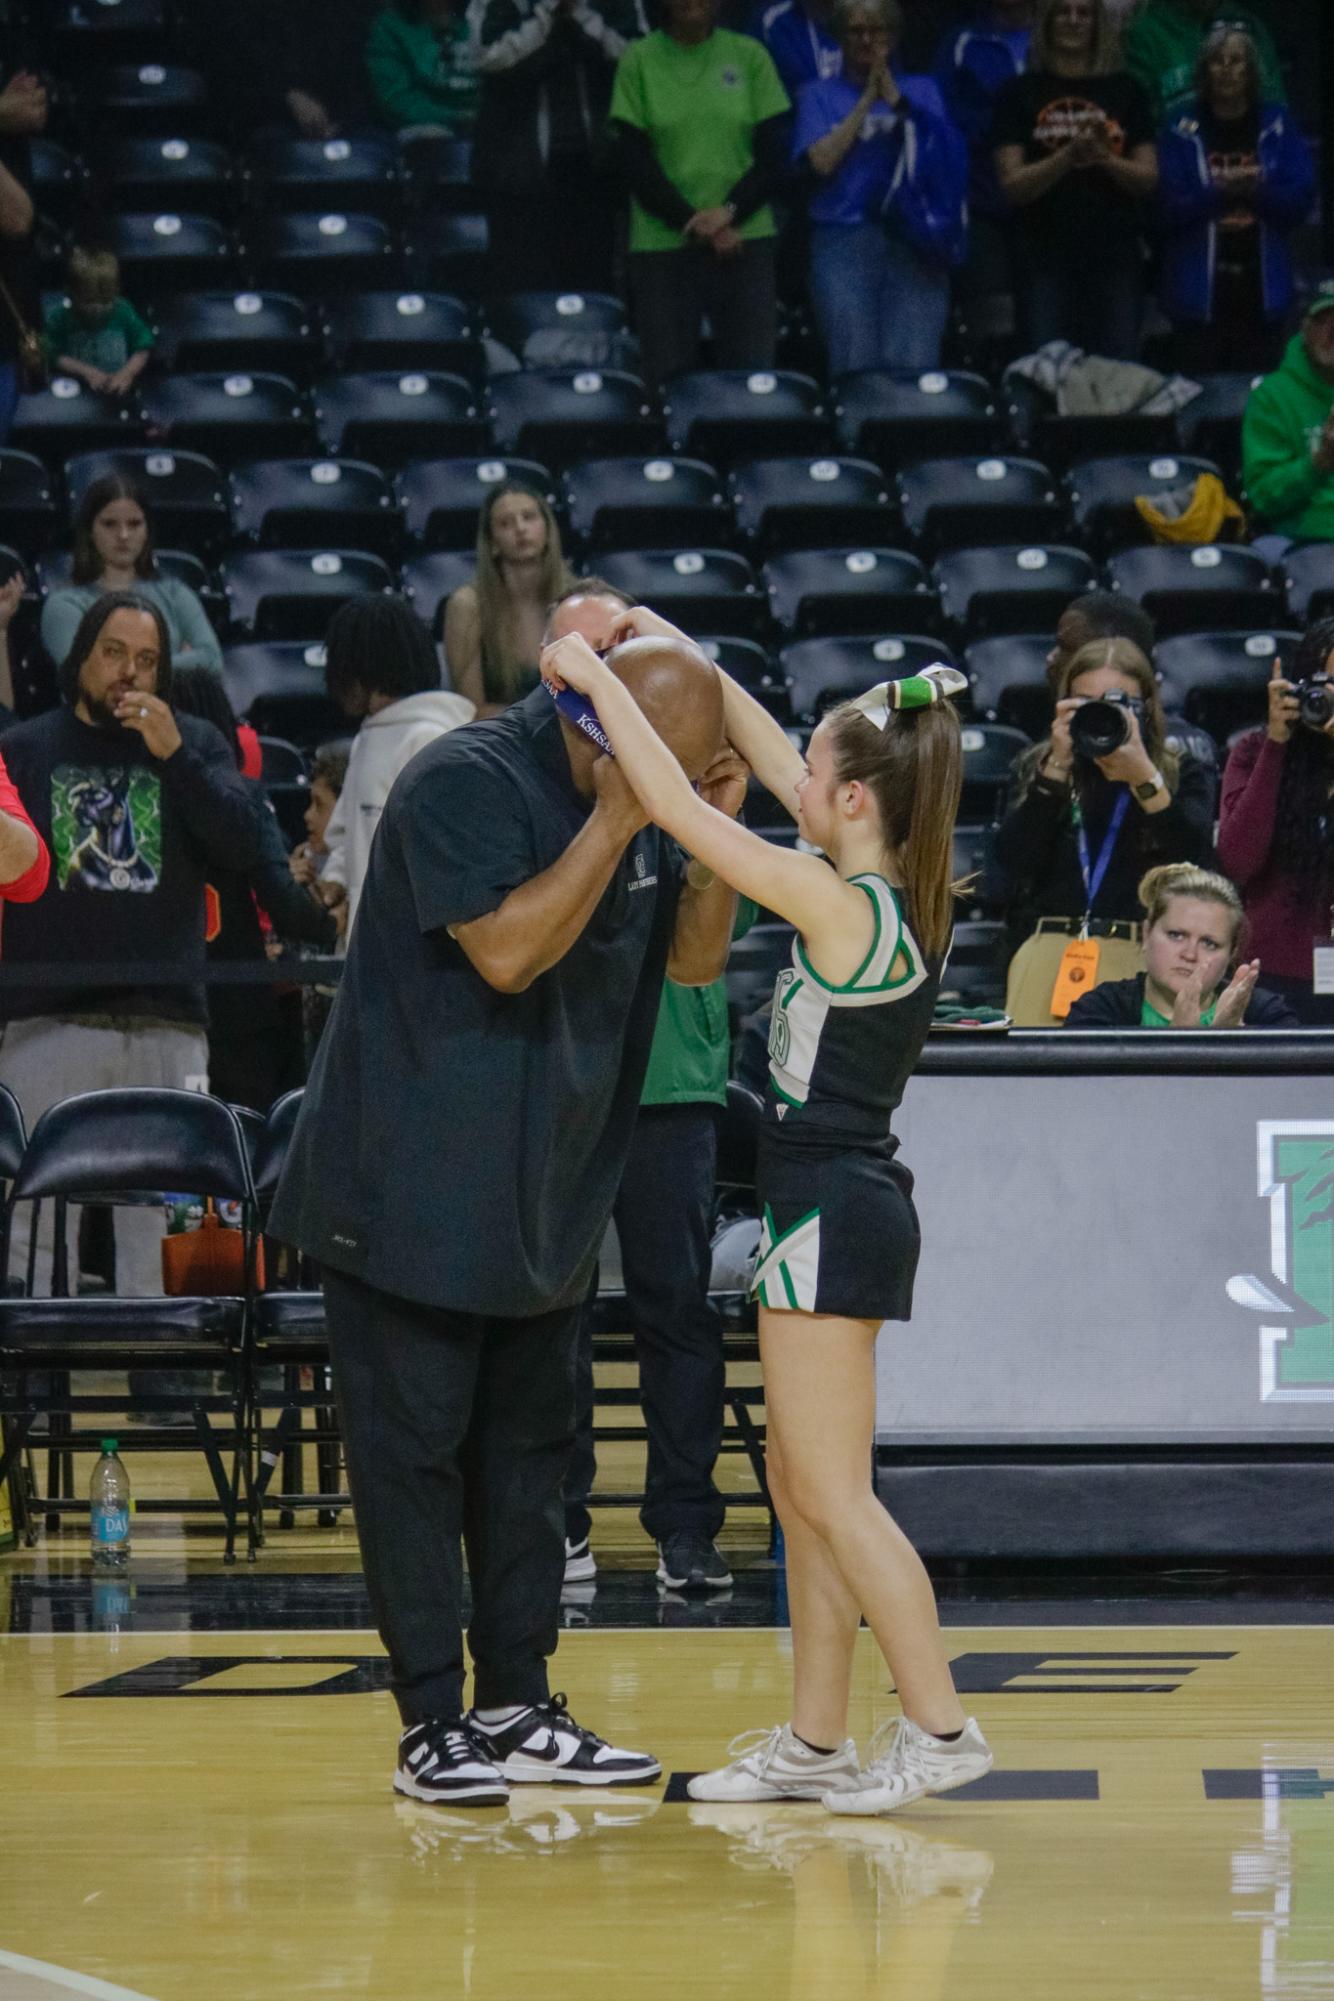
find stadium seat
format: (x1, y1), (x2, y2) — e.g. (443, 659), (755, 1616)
(396, 455), (555, 549)
(488, 369), (659, 466)
(107, 138), (236, 221)
(321, 292), (480, 379)
(1280, 545), (1334, 624)
(37, 546), (215, 605)
(725, 923), (795, 1016)
(483, 290), (627, 356)
(959, 720), (1030, 819)
(229, 460), (402, 559)
(1157, 628), (1300, 744)
(403, 211), (489, 296)
(11, 380), (143, 467)
(896, 455), (1064, 554)
(54, 0), (166, 56)
(220, 548), (394, 640)
(244, 135), (403, 218)
(139, 373), (314, 466)
(952, 823), (1004, 915)
(153, 292), (320, 382)
(763, 547), (934, 637)
(1176, 372), (1260, 484)
(939, 917), (1007, 1004)
(729, 457), (891, 554)
(85, 64), (210, 137)
(248, 213), (397, 298)
(106, 212), (235, 299)
(30, 140), (87, 229)
(0, 453), (60, 560)
(312, 372), (485, 466)
(1064, 453), (1223, 555)
(257, 735), (309, 784)
(663, 371), (829, 466)
(964, 632), (1053, 736)
(562, 456), (728, 552)
(933, 543), (1096, 636)
(65, 448), (231, 558)
(401, 134), (476, 213)
(222, 640), (346, 747)
(1108, 544), (1279, 635)
(695, 636), (791, 718)
(1004, 372), (1179, 469)
(833, 369), (1001, 465)
(597, 549), (765, 640)
(780, 634), (955, 724)
(401, 550), (476, 635)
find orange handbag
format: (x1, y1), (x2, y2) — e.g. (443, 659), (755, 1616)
(161, 1201), (264, 1296)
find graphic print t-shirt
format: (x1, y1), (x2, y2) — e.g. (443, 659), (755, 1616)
(991, 69), (1154, 256)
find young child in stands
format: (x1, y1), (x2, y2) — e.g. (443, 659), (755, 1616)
(42, 246), (154, 401)
(289, 742), (350, 891)
(542, 607), (994, 1817)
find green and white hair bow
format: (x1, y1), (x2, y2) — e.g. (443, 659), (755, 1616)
(847, 663), (968, 730)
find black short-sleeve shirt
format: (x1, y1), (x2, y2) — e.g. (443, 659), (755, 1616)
(269, 689), (680, 1317)
(991, 68), (1154, 260)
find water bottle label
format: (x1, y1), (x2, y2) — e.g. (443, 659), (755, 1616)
(93, 1506), (129, 1544)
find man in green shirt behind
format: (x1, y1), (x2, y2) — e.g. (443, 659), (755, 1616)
(366, 0), (479, 133)
(1123, 0), (1285, 125)
(1242, 283), (1334, 546)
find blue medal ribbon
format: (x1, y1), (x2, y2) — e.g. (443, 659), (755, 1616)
(1073, 785), (1130, 923)
(545, 679), (614, 756)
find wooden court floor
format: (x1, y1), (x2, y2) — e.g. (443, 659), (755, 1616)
(4, 1601), (1334, 2001)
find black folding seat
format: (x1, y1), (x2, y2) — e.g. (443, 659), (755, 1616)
(139, 373), (314, 466)
(0, 453), (60, 560)
(54, 0), (167, 63)
(108, 137), (236, 221)
(663, 371), (829, 467)
(229, 460), (403, 560)
(933, 543), (1095, 636)
(730, 457), (891, 554)
(964, 632), (1053, 736)
(401, 550), (477, 636)
(85, 63), (210, 138)
(596, 549), (765, 640)
(396, 455), (555, 550)
(780, 634), (955, 725)
(30, 140), (86, 230)
(1176, 372), (1261, 486)
(938, 919), (1008, 1004)
(321, 292), (481, 379)
(958, 721), (1031, 820)
(312, 371), (485, 467)
(404, 212), (489, 296)
(244, 134), (403, 219)
(222, 640), (346, 748)
(221, 548), (395, 641)
(257, 735), (310, 784)
(106, 212), (235, 300)
(833, 369), (1000, 466)
(11, 381), (143, 469)
(1280, 545), (1334, 624)
(897, 455), (1063, 554)
(695, 636), (790, 718)
(65, 448), (231, 559)
(401, 134), (476, 213)
(1157, 628), (1300, 744)
(953, 824), (1003, 915)
(36, 548), (217, 619)
(488, 369), (659, 467)
(1107, 544), (1279, 636)
(153, 292), (320, 382)
(248, 213), (397, 299)
(562, 456), (728, 552)
(1064, 453), (1223, 555)
(484, 290), (627, 356)
(763, 547), (934, 637)
(1004, 372), (1179, 471)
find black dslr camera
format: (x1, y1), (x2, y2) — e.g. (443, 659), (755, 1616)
(1067, 693), (1146, 760)
(1294, 677), (1334, 730)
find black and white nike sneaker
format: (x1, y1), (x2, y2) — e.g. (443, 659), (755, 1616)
(394, 1719), (510, 1807)
(468, 1694), (662, 1787)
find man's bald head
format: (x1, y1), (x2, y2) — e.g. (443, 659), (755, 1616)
(607, 635), (724, 782)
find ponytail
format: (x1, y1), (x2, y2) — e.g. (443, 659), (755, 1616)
(825, 699), (963, 958)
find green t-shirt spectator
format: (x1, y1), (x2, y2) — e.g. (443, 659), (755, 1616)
(42, 298), (154, 375)
(366, 5), (478, 132)
(1123, 0), (1285, 125)
(610, 29), (790, 254)
(640, 897), (756, 1106)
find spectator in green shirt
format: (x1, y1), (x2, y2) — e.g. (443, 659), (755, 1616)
(366, 0), (479, 133)
(42, 247), (154, 402)
(1123, 0), (1284, 126)
(609, 0), (791, 391)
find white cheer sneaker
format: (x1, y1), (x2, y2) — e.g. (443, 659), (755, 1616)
(824, 1717), (993, 1815)
(687, 1723), (860, 1803)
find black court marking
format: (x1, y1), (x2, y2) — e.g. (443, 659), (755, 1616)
(665, 1771), (1100, 1803)
(946, 1651), (1237, 1694)
(1204, 1769), (1334, 1800)
(65, 1655), (393, 1698)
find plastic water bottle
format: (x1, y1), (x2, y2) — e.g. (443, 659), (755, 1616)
(89, 1439), (131, 1571)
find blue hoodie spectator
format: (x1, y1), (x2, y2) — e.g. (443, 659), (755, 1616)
(754, 0), (840, 95)
(932, 5), (1030, 216)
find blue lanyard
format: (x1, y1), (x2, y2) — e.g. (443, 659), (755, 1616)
(1073, 786), (1130, 920)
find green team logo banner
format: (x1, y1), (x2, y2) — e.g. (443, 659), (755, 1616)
(1228, 1121), (1334, 1403)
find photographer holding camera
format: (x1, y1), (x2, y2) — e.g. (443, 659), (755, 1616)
(1217, 615), (1334, 1026)
(996, 636), (1215, 1025)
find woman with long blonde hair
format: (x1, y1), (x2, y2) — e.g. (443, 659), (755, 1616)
(444, 481), (572, 716)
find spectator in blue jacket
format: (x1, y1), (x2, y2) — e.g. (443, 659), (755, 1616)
(795, 0), (967, 375)
(932, 0), (1031, 320)
(754, 0), (840, 96)
(1157, 23), (1314, 377)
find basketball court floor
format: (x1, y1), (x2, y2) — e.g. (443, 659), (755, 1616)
(4, 1460), (1334, 2001)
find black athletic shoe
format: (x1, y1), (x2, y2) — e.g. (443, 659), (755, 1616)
(394, 1719), (510, 1807)
(468, 1694), (662, 1787)
(656, 1534), (733, 1591)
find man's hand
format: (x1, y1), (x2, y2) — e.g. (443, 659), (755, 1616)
(1266, 659), (1300, 744)
(590, 752), (649, 841)
(0, 571), (23, 632)
(102, 366), (140, 399)
(1211, 959), (1261, 1028)
(0, 72), (47, 138)
(697, 745), (749, 818)
(112, 690), (182, 760)
(286, 87), (335, 139)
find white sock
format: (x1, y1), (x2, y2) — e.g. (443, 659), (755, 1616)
(474, 1705), (530, 1728)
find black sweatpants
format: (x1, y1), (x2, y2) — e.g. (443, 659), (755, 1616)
(323, 1268), (580, 1724)
(566, 1104), (725, 1547)
(628, 240), (778, 395)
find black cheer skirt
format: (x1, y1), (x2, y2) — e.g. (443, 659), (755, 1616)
(753, 1114), (921, 1322)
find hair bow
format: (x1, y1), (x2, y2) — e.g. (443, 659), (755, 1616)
(847, 663), (968, 730)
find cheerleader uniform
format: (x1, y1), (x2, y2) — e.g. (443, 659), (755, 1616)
(753, 872), (940, 1321)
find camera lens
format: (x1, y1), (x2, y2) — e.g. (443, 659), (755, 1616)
(1298, 681), (1334, 730)
(1067, 699), (1131, 759)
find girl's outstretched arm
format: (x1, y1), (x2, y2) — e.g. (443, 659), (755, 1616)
(542, 634), (864, 948)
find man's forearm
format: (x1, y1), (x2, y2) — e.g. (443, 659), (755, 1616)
(667, 866), (737, 986)
(453, 806), (638, 993)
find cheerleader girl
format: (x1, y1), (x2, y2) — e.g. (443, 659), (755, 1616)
(540, 610), (993, 1816)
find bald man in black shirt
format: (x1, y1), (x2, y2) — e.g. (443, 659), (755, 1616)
(272, 618), (742, 1805)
